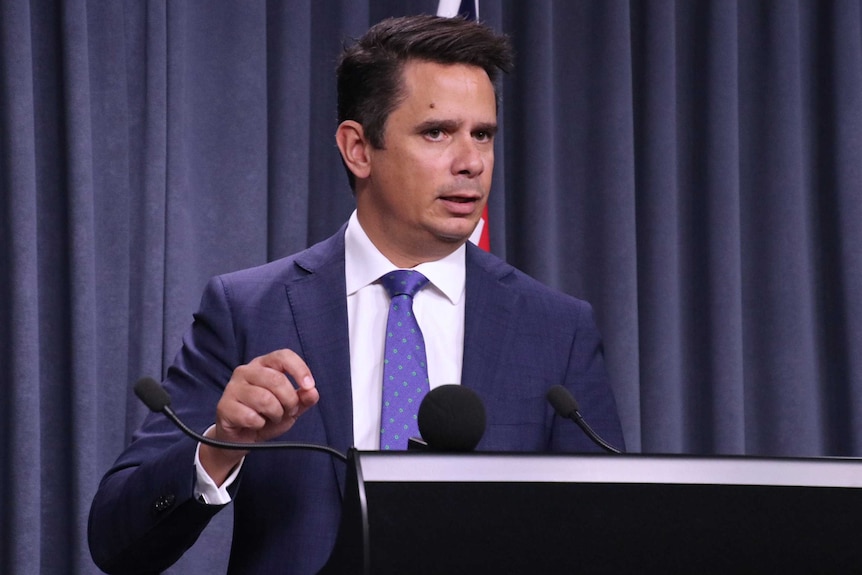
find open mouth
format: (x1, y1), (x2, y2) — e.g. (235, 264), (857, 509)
(439, 195), (480, 215)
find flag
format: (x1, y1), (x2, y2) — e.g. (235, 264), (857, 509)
(436, 0), (477, 19)
(436, 0), (491, 252)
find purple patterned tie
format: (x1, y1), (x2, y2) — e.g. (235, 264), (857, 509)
(380, 270), (430, 450)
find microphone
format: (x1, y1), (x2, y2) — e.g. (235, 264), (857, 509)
(413, 384), (486, 452)
(134, 377), (348, 461)
(546, 385), (621, 454)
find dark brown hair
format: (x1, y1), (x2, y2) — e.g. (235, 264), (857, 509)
(337, 14), (514, 188)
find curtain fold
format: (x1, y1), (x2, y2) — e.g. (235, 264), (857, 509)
(1, 0), (41, 567)
(2, 1), (862, 572)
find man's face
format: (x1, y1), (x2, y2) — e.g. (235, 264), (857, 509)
(356, 60), (497, 266)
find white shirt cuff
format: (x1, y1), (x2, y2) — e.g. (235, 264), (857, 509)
(193, 426), (244, 505)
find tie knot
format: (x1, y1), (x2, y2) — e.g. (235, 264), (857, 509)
(381, 269), (429, 299)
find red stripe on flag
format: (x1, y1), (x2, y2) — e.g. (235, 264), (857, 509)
(477, 207), (490, 251)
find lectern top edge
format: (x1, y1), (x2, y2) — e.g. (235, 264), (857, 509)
(352, 450), (862, 489)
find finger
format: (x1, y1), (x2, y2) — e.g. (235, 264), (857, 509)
(227, 363), (295, 417)
(217, 396), (269, 433)
(217, 349), (319, 441)
(294, 386), (320, 417)
(228, 377), (288, 422)
(252, 349), (316, 391)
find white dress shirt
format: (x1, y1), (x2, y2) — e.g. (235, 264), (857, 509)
(345, 210), (466, 449)
(195, 210), (467, 502)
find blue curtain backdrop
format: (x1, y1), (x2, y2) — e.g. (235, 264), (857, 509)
(2, 0), (861, 572)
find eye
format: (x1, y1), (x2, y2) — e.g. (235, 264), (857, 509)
(425, 128), (445, 141)
(473, 127), (496, 143)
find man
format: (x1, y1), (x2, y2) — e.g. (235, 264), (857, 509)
(89, 14), (624, 574)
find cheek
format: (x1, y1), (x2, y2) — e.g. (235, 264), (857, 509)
(484, 150), (495, 171)
(402, 156), (444, 189)
(482, 154), (495, 187)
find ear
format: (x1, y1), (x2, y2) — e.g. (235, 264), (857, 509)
(335, 120), (372, 181)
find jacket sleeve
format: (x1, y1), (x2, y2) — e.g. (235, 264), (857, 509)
(550, 298), (626, 453)
(88, 276), (240, 574)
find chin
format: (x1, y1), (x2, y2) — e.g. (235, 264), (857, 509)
(434, 225), (475, 244)
(425, 214), (480, 244)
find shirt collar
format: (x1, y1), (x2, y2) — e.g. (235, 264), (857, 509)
(344, 210), (466, 305)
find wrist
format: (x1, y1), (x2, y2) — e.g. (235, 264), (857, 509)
(198, 429), (246, 486)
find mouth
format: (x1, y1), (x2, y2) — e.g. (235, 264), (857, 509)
(442, 195), (478, 204)
(438, 194), (481, 216)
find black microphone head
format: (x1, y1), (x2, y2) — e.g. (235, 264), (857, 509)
(417, 384), (486, 452)
(134, 377), (172, 413)
(547, 384), (580, 419)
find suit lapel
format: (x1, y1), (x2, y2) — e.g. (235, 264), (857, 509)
(280, 237), (517, 488)
(461, 245), (519, 398)
(285, 228), (353, 490)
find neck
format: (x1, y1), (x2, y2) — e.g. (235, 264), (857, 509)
(356, 213), (464, 269)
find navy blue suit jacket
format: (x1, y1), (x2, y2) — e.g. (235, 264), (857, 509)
(89, 226), (624, 574)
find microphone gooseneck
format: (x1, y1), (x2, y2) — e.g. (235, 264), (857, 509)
(417, 384), (486, 452)
(546, 385), (621, 454)
(134, 377), (348, 461)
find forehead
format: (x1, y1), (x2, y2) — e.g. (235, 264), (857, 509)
(395, 60), (497, 119)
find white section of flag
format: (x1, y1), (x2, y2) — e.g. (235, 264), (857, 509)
(468, 217), (485, 245)
(437, 0), (465, 18)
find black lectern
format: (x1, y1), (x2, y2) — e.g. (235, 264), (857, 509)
(321, 450), (862, 574)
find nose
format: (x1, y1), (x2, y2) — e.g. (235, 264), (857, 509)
(451, 136), (486, 178)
